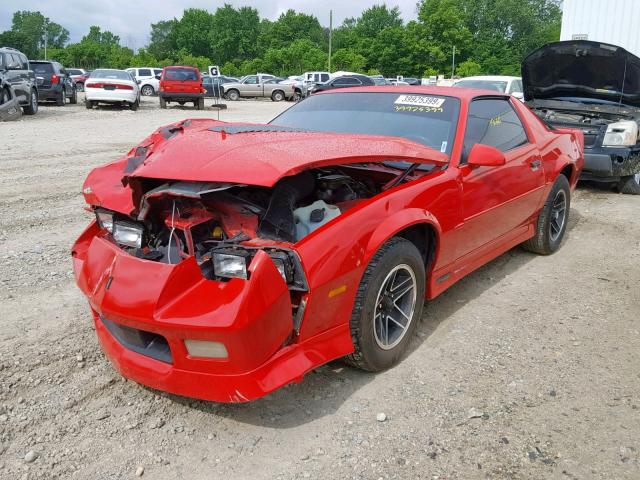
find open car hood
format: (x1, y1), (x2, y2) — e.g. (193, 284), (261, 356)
(522, 40), (640, 107)
(124, 119), (448, 186)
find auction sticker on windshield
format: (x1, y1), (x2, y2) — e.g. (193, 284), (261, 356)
(395, 95), (445, 108)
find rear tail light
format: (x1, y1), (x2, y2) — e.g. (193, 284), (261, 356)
(116, 84), (134, 90)
(201, 87), (206, 93)
(84, 83), (133, 90)
(85, 82), (102, 88)
(51, 74), (59, 84)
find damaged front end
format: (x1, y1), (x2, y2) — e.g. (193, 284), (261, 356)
(0, 82), (21, 122)
(72, 119), (447, 401)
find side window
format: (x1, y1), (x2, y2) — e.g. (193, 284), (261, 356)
(320, 73), (329, 82)
(154, 69), (162, 76)
(462, 98), (528, 161)
(244, 76), (258, 84)
(8, 54), (21, 69)
(19, 54), (29, 69)
(333, 77), (360, 86)
(138, 68), (151, 77)
(508, 79), (523, 94)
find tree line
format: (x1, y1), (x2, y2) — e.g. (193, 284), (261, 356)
(0, 1), (561, 78)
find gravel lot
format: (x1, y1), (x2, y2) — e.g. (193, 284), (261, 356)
(1, 94), (639, 480)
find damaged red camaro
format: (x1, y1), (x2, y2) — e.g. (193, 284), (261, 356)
(72, 86), (583, 402)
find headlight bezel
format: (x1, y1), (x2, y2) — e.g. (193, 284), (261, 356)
(212, 250), (251, 280)
(95, 209), (114, 233)
(603, 120), (639, 147)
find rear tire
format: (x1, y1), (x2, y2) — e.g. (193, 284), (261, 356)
(23, 88), (38, 115)
(130, 98), (139, 111)
(159, 97), (167, 109)
(56, 88), (66, 106)
(85, 99), (94, 109)
(141, 85), (155, 96)
(69, 87), (77, 104)
(76, 82), (84, 92)
(618, 174), (640, 195)
(271, 90), (285, 102)
(522, 174), (571, 255)
(345, 237), (425, 372)
(196, 98), (205, 110)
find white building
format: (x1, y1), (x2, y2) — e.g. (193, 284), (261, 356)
(561, 0), (640, 57)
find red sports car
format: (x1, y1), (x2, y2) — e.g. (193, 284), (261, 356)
(72, 86), (583, 402)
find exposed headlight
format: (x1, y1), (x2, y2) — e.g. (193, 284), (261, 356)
(603, 120), (639, 147)
(213, 251), (250, 279)
(95, 209), (114, 233)
(113, 221), (144, 248)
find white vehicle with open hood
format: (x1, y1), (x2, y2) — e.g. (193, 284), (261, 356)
(85, 69), (141, 111)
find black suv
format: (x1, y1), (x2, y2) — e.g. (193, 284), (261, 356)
(0, 46), (38, 115)
(30, 60), (77, 106)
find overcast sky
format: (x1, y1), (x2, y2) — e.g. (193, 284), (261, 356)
(1, 1), (420, 50)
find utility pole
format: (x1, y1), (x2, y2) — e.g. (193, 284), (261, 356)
(451, 45), (456, 79)
(328, 10), (333, 72)
(44, 21), (48, 60)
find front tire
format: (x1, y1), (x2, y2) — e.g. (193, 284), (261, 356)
(345, 237), (425, 372)
(618, 173), (640, 195)
(23, 88), (38, 115)
(522, 174), (571, 255)
(226, 89), (240, 101)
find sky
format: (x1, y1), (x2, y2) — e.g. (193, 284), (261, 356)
(1, 1), (420, 50)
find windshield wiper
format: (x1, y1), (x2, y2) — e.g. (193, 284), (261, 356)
(382, 163), (420, 191)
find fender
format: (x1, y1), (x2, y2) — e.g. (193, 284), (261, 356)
(364, 206), (442, 278)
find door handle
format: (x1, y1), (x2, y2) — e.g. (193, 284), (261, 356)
(530, 159), (541, 171)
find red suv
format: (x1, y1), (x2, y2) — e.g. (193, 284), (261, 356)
(159, 66), (205, 110)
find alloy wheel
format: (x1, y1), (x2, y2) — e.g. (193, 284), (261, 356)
(549, 189), (567, 242)
(373, 264), (417, 350)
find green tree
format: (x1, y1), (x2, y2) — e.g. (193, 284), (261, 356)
(148, 20), (177, 60)
(173, 9), (214, 58)
(331, 49), (367, 72)
(262, 39), (327, 76)
(1, 11), (69, 58)
(210, 5), (261, 64)
(456, 59), (482, 77)
(260, 10), (324, 50)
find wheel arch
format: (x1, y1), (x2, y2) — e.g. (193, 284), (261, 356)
(364, 209), (442, 285)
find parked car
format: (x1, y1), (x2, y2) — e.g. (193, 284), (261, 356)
(85, 69), (140, 110)
(71, 72), (90, 92)
(370, 76), (390, 86)
(523, 40), (640, 194)
(403, 77), (422, 86)
(309, 75), (376, 94)
(159, 66), (205, 109)
(222, 74), (295, 101)
(126, 67), (163, 96)
(279, 76), (304, 100)
(0, 72), (21, 121)
(72, 85), (583, 403)
(30, 60), (77, 106)
(454, 75), (524, 100)
(386, 79), (410, 86)
(0, 46), (38, 115)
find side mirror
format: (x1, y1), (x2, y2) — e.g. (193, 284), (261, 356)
(511, 91), (524, 100)
(155, 74), (161, 80)
(136, 79), (141, 84)
(467, 144), (506, 167)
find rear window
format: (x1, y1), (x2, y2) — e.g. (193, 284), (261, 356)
(90, 69), (132, 80)
(31, 63), (54, 74)
(67, 69), (83, 76)
(164, 68), (199, 81)
(138, 68), (151, 77)
(455, 79), (508, 93)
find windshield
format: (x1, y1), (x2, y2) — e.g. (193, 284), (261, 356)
(270, 92), (459, 156)
(455, 79), (508, 92)
(90, 69), (131, 80)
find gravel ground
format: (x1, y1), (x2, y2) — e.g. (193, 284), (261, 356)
(0, 94), (639, 480)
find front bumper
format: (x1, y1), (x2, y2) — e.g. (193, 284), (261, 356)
(582, 147), (640, 181)
(72, 222), (352, 402)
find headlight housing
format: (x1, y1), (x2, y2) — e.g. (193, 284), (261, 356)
(112, 221), (144, 249)
(211, 248), (302, 287)
(95, 209), (114, 233)
(603, 120), (639, 147)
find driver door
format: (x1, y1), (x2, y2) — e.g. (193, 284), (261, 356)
(456, 97), (545, 258)
(243, 75), (260, 96)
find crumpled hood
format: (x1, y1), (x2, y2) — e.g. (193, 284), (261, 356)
(125, 119), (448, 186)
(522, 40), (640, 107)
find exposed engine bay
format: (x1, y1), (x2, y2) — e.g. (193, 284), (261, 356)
(94, 163), (435, 286)
(532, 106), (633, 127)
